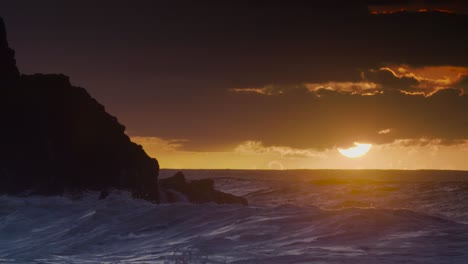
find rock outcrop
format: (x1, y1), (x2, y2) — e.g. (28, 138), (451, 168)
(0, 17), (247, 205)
(0, 19), (160, 201)
(160, 172), (248, 205)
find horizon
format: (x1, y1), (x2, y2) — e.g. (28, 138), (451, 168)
(159, 168), (468, 172)
(0, 0), (467, 170)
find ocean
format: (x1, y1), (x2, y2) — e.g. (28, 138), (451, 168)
(1, 169), (468, 263)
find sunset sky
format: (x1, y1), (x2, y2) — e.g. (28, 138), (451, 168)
(1, 0), (467, 170)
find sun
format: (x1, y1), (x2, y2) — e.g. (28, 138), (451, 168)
(338, 143), (372, 158)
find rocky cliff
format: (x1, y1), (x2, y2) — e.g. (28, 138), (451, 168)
(0, 18), (159, 201)
(0, 18), (247, 206)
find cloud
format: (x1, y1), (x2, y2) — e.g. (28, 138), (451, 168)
(377, 138), (468, 160)
(381, 65), (468, 94)
(363, 67), (420, 93)
(378, 129), (391, 135)
(229, 88), (267, 95)
(230, 84), (311, 96)
(367, 138), (468, 170)
(229, 77), (386, 97)
(388, 138), (468, 147)
(367, 0), (467, 14)
(130, 136), (186, 152)
(230, 66), (468, 97)
(305, 81), (379, 95)
(318, 65), (468, 96)
(234, 141), (327, 159)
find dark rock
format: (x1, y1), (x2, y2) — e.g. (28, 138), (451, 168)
(0, 18), (159, 202)
(160, 172), (248, 205)
(161, 171), (186, 188)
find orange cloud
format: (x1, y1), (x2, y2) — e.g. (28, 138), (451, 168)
(370, 8), (456, 15)
(229, 84), (309, 96)
(370, 8), (407, 15)
(229, 88), (267, 95)
(230, 82), (380, 97)
(368, 1), (464, 15)
(305, 81), (379, 94)
(382, 65), (468, 95)
(230, 65), (468, 97)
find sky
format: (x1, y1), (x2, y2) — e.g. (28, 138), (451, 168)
(0, 0), (467, 170)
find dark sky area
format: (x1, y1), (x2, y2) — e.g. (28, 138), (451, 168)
(0, 0), (467, 152)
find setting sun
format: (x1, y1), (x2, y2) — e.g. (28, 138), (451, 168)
(338, 143), (372, 158)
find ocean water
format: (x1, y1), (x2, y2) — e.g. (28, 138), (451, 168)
(1, 169), (468, 264)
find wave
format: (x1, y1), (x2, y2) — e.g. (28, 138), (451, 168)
(1, 191), (468, 263)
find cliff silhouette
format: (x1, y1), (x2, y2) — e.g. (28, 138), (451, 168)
(0, 18), (246, 205)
